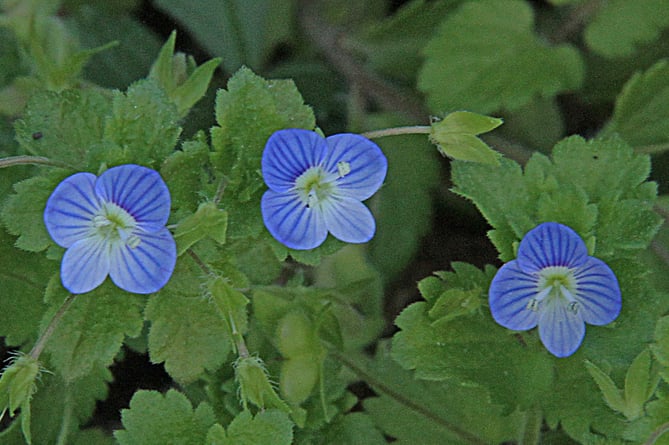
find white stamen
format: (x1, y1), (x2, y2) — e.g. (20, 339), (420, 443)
(337, 161), (351, 178)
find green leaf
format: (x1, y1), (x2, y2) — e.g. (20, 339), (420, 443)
(319, 412), (387, 445)
(0, 229), (53, 345)
(234, 356), (291, 413)
(624, 349), (658, 420)
(148, 30), (221, 117)
(75, 5), (163, 89)
(429, 111), (503, 165)
(42, 279), (144, 381)
(103, 79), (181, 168)
(584, 360), (626, 414)
(207, 410), (293, 445)
(146, 280), (232, 383)
(370, 134), (440, 280)
(652, 315), (669, 369)
(1, 169), (73, 252)
(161, 136), (212, 213)
(364, 346), (522, 444)
(207, 276), (249, 341)
(14, 89), (112, 169)
(115, 389), (216, 445)
(584, 0), (669, 58)
(418, 0), (584, 113)
(601, 59), (669, 147)
(175, 202), (228, 256)
(350, 0), (457, 83)
(210, 67), (315, 239)
(153, 0), (292, 73)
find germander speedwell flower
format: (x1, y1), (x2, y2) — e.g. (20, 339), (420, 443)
(261, 128), (388, 250)
(44, 164), (176, 294)
(489, 222), (621, 358)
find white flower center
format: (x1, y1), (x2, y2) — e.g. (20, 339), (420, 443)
(92, 202), (141, 248)
(294, 166), (336, 209)
(526, 266), (579, 314)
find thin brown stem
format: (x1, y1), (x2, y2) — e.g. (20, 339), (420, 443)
(361, 126), (431, 139)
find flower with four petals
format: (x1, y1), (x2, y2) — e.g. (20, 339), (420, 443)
(44, 164), (176, 294)
(261, 129), (388, 250)
(488, 222), (622, 357)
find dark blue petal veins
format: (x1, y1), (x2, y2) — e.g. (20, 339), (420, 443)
(517, 222), (588, 272)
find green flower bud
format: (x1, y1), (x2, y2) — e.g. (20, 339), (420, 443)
(429, 111), (503, 165)
(0, 354), (39, 418)
(234, 356), (289, 413)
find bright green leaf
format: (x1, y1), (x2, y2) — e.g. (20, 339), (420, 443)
(14, 89), (112, 169)
(1, 169), (72, 252)
(146, 283), (232, 383)
(584, 0), (669, 58)
(584, 360), (626, 414)
(418, 0), (584, 113)
(160, 136), (212, 213)
(103, 79), (181, 168)
(624, 349), (658, 420)
(175, 202), (228, 256)
(42, 279), (144, 381)
(208, 410), (293, 445)
(115, 389), (216, 445)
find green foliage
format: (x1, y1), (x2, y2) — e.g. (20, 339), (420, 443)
(42, 280), (144, 381)
(153, 0), (292, 73)
(364, 345), (522, 444)
(418, 0), (584, 113)
(584, 0), (669, 58)
(1, 1), (669, 443)
(145, 281), (232, 384)
(430, 111), (503, 165)
(207, 410), (293, 445)
(210, 66), (315, 240)
(452, 136), (661, 261)
(148, 31), (221, 117)
(369, 134), (440, 281)
(175, 202), (228, 255)
(104, 79), (181, 168)
(115, 389), (216, 445)
(1, 169), (72, 252)
(601, 59), (669, 147)
(0, 229), (52, 345)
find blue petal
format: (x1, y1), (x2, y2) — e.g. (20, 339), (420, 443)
(95, 165), (171, 231)
(321, 195), (375, 243)
(324, 134), (388, 200)
(60, 236), (110, 294)
(574, 257), (621, 325)
(538, 298), (586, 357)
(44, 172), (100, 248)
(488, 261), (540, 331)
(108, 228), (176, 294)
(261, 190), (327, 250)
(262, 129), (328, 192)
(517, 222), (588, 273)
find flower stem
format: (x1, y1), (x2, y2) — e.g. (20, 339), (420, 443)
(29, 293), (77, 360)
(361, 126), (431, 140)
(519, 404), (543, 445)
(645, 421), (669, 445)
(0, 155), (72, 169)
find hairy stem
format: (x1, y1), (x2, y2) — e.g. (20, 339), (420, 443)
(361, 126), (431, 139)
(644, 421), (669, 445)
(29, 293), (77, 360)
(0, 155), (71, 169)
(519, 404), (543, 445)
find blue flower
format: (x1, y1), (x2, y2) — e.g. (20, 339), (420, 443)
(44, 164), (176, 294)
(261, 129), (388, 250)
(488, 222), (621, 358)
